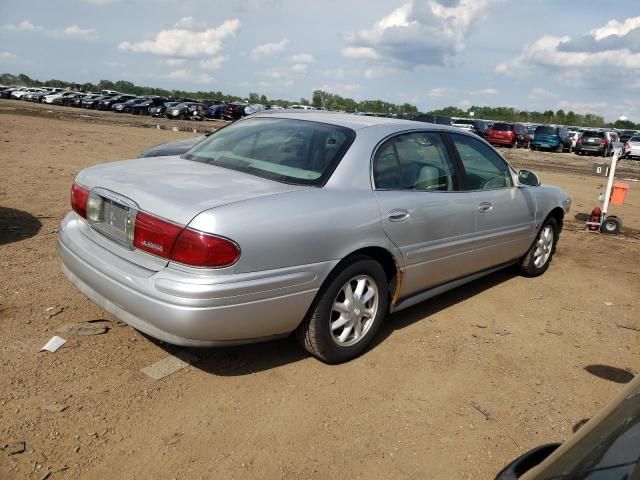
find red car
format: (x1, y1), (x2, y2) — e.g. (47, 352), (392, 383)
(488, 122), (527, 148)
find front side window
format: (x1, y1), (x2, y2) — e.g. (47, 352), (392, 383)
(184, 118), (355, 186)
(449, 134), (513, 190)
(373, 132), (457, 191)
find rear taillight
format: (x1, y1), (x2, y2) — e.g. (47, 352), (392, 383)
(71, 183), (90, 218)
(171, 229), (240, 268)
(133, 211), (240, 268)
(601, 138), (607, 145)
(133, 212), (183, 258)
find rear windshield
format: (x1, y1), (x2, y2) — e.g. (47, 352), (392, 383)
(453, 119), (475, 126)
(535, 126), (558, 135)
(582, 131), (604, 139)
(492, 123), (513, 131)
(630, 136), (640, 142)
(184, 118), (355, 186)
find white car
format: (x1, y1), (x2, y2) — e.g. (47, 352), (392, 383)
(568, 130), (583, 150)
(624, 135), (640, 159)
(12, 87), (44, 99)
(44, 91), (80, 104)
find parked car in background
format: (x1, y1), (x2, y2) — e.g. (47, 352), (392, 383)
(530, 125), (572, 152)
(130, 97), (167, 116)
(23, 89), (47, 102)
(567, 130), (583, 152)
(165, 102), (206, 120)
(82, 94), (112, 109)
(112, 97), (146, 113)
(12, 87), (43, 99)
(43, 90), (77, 104)
(488, 122), (528, 148)
(59, 112), (570, 363)
(575, 130), (610, 156)
(97, 94), (136, 111)
(617, 129), (638, 143)
(205, 101), (227, 119)
(138, 134), (208, 158)
(451, 118), (490, 138)
(53, 93), (86, 106)
(150, 101), (178, 118)
(0, 87), (19, 98)
(496, 373), (640, 480)
(221, 103), (249, 121)
(624, 135), (640, 159)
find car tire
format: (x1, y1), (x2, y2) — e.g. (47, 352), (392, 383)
(514, 140), (519, 148)
(296, 256), (389, 363)
(600, 216), (621, 235)
(518, 217), (559, 277)
(556, 143), (563, 153)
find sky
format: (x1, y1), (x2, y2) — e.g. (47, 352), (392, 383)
(0, 0), (639, 121)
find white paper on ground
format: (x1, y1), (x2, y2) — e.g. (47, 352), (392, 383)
(40, 336), (66, 353)
(141, 352), (200, 380)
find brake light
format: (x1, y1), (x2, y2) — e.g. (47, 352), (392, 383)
(133, 211), (240, 267)
(133, 212), (182, 258)
(171, 229), (240, 268)
(71, 183), (90, 219)
(601, 138), (607, 145)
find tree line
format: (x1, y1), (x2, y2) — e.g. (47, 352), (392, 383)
(2, 72), (636, 129)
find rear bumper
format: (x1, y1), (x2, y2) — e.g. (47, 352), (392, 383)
(58, 213), (328, 347)
(489, 138), (514, 146)
(577, 144), (605, 153)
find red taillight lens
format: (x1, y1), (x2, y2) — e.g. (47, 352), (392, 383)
(71, 183), (90, 218)
(601, 138), (607, 145)
(171, 229), (240, 268)
(133, 211), (239, 267)
(133, 211), (183, 258)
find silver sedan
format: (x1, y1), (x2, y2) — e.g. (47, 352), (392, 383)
(59, 112), (571, 363)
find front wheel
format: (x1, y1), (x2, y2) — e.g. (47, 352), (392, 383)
(601, 216), (621, 235)
(519, 217), (559, 277)
(296, 256), (389, 363)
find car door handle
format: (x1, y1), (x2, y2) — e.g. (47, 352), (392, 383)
(387, 209), (410, 222)
(478, 202), (493, 213)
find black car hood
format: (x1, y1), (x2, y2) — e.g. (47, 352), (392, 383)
(138, 135), (206, 158)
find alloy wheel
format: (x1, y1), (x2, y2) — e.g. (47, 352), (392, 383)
(330, 275), (379, 347)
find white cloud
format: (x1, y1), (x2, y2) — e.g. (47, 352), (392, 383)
(83, 0), (120, 4)
(343, 0), (494, 68)
(363, 65), (394, 79)
(164, 58), (186, 66)
(164, 69), (190, 80)
(319, 83), (361, 96)
(290, 53), (315, 63)
(466, 88), (498, 95)
(591, 16), (640, 40)
(198, 55), (228, 70)
(528, 87), (559, 100)
(283, 79), (294, 87)
(428, 87), (448, 97)
(1, 20), (43, 32)
(342, 47), (380, 60)
(52, 25), (99, 40)
(119, 18), (241, 57)
(0, 51), (17, 60)
(162, 69), (214, 84)
(291, 63), (308, 74)
(2, 20), (98, 40)
(458, 99), (472, 109)
(496, 16), (640, 90)
(250, 38), (289, 60)
(174, 16), (207, 31)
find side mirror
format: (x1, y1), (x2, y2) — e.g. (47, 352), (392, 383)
(518, 169), (541, 187)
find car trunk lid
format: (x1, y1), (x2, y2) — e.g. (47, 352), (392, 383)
(75, 155), (308, 269)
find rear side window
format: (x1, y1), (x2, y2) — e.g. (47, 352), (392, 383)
(535, 126), (558, 135)
(449, 134), (513, 190)
(373, 132), (457, 191)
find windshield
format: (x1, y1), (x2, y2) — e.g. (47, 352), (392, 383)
(492, 123), (513, 131)
(184, 117), (355, 186)
(536, 125), (558, 135)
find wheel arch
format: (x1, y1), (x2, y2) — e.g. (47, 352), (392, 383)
(546, 206), (565, 232)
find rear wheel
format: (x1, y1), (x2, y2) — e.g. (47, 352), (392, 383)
(556, 143), (563, 153)
(296, 256), (389, 363)
(519, 217), (559, 277)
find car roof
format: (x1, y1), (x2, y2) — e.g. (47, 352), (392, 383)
(251, 110), (463, 132)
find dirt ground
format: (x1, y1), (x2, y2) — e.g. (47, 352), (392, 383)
(0, 102), (639, 480)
